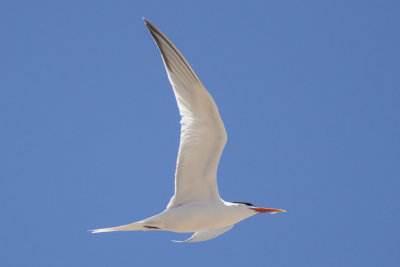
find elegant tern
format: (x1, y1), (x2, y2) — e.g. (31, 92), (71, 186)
(90, 18), (285, 242)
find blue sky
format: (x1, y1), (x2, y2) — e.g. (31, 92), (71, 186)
(1, 1), (399, 266)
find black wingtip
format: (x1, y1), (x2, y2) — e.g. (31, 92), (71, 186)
(142, 18), (152, 28)
(142, 18), (155, 32)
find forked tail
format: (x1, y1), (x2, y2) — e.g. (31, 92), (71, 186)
(90, 221), (146, 234)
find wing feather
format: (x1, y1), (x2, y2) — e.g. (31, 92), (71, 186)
(172, 225), (234, 242)
(143, 19), (227, 208)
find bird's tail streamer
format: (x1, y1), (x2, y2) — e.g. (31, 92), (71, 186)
(90, 221), (146, 233)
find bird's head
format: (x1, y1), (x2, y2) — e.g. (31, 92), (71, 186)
(232, 202), (286, 214)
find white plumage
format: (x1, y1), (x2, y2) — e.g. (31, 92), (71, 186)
(90, 18), (285, 242)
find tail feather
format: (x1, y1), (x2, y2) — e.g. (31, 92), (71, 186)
(90, 227), (117, 234)
(90, 221), (145, 234)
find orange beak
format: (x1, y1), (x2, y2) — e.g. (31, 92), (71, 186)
(251, 207), (286, 213)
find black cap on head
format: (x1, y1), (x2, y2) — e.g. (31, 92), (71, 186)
(232, 202), (255, 207)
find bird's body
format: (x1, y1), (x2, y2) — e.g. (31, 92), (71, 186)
(94, 201), (253, 233)
(90, 18), (285, 242)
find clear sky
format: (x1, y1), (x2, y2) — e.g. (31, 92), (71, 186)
(1, 1), (399, 266)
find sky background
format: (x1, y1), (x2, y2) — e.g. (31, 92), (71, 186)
(1, 1), (399, 266)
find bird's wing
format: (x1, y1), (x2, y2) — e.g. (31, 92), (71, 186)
(172, 225), (234, 242)
(143, 19), (227, 208)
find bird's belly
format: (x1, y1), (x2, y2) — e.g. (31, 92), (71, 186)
(155, 203), (248, 233)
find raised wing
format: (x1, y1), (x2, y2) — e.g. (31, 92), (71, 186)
(172, 225), (234, 242)
(143, 19), (227, 208)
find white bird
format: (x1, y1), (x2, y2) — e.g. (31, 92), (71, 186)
(90, 18), (285, 242)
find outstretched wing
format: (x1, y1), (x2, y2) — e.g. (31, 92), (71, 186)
(172, 225), (234, 242)
(143, 19), (227, 208)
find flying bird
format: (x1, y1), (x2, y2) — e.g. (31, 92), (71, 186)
(90, 18), (285, 242)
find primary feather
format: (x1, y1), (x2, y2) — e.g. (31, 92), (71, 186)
(143, 19), (227, 209)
